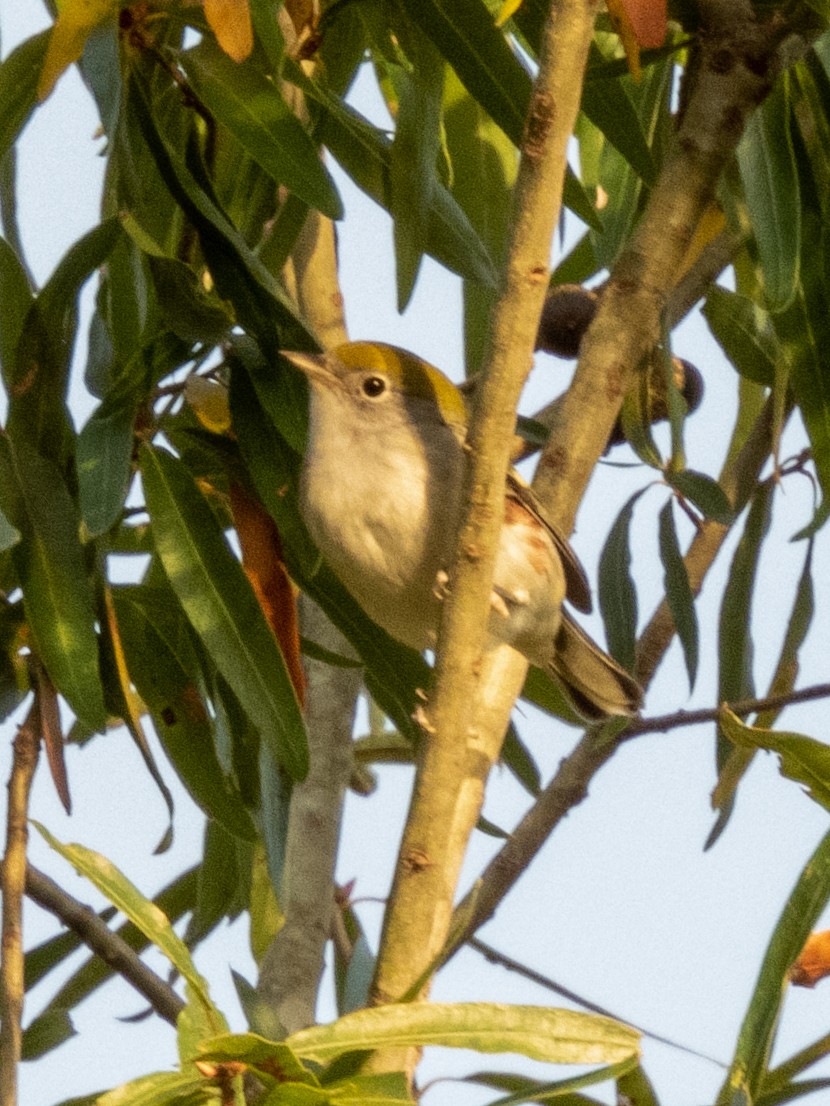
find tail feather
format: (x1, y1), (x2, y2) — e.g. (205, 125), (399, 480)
(547, 612), (643, 721)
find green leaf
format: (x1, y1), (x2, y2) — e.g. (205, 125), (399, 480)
(7, 218), (123, 464)
(718, 482), (773, 706)
(400, 0), (530, 145)
(388, 25), (445, 309)
(0, 32), (50, 165)
(197, 1032), (317, 1085)
(185, 821), (246, 948)
(26, 868), (199, 1012)
(140, 445), (308, 779)
(0, 234), (33, 382)
(77, 406), (135, 536)
(668, 469), (734, 524)
(598, 490), (645, 671)
(737, 78), (800, 311)
(0, 437), (107, 732)
(702, 286), (777, 387)
(581, 77), (656, 187)
(93, 1072), (210, 1106)
(771, 219), (830, 513)
(288, 63), (499, 288)
(180, 39), (342, 219)
(21, 1008), (76, 1061)
(658, 501), (698, 690)
(126, 69), (315, 357)
(286, 1003), (639, 1065)
(34, 824), (223, 1029)
(113, 585), (258, 841)
(720, 709), (830, 813)
(715, 824), (830, 1103)
(323, 1073), (411, 1105)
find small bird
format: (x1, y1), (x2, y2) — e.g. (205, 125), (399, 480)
(283, 342), (642, 721)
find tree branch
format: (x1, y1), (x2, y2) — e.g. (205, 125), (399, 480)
(23, 865), (184, 1027)
(1, 705), (40, 1106)
(623, 683), (830, 740)
(368, 0), (601, 1069)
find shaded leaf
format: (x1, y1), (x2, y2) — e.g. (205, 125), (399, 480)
(737, 78), (800, 312)
(703, 286), (777, 387)
(715, 824), (830, 1103)
(77, 406), (135, 536)
(21, 1008), (76, 1061)
(140, 445), (309, 781)
(181, 38), (341, 219)
(0, 234), (33, 381)
(0, 32), (50, 163)
(658, 500), (698, 690)
(668, 469), (734, 525)
(0, 437), (107, 732)
(38, 0), (120, 100)
(113, 586), (258, 842)
(598, 490), (646, 671)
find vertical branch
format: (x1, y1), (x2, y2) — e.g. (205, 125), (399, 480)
(368, 0), (600, 1065)
(1, 704), (40, 1106)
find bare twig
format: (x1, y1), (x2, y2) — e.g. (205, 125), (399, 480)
(1, 706), (40, 1106)
(23, 865), (184, 1027)
(470, 937), (724, 1066)
(623, 683), (830, 740)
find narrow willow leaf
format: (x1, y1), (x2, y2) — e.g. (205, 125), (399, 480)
(720, 709), (830, 814)
(0, 437), (107, 732)
(285, 1003), (639, 1065)
(718, 482), (773, 707)
(0, 32), (50, 164)
(0, 234), (33, 382)
(323, 1072), (410, 1104)
(771, 218), (830, 513)
(388, 25), (445, 309)
(113, 586), (258, 841)
(737, 78), (800, 311)
(26, 868), (198, 1011)
(7, 218), (122, 464)
(77, 406), (134, 535)
(581, 77), (656, 186)
(140, 445), (309, 781)
(658, 501), (698, 690)
(180, 39), (341, 219)
(471, 1057), (637, 1105)
(33, 824), (221, 1028)
(668, 469), (734, 525)
(702, 286), (777, 387)
(716, 825), (830, 1103)
(598, 490), (645, 671)
(126, 71), (314, 356)
(291, 66), (499, 288)
(20, 1008), (76, 1060)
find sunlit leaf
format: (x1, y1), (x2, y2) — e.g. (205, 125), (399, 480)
(204, 0), (254, 62)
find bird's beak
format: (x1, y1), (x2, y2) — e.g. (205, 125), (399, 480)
(281, 350), (334, 388)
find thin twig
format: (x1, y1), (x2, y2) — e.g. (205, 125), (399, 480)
(1, 705), (40, 1106)
(469, 937), (725, 1067)
(23, 864), (184, 1026)
(623, 683), (830, 740)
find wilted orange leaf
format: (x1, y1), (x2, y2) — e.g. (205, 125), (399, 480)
(606, 0), (642, 82)
(204, 0), (253, 63)
(230, 482), (306, 704)
(620, 0), (667, 49)
(791, 929), (830, 988)
(38, 0), (121, 101)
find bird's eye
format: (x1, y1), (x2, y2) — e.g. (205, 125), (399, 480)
(362, 375), (386, 398)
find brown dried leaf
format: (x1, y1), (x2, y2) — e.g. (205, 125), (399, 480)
(791, 929), (830, 987)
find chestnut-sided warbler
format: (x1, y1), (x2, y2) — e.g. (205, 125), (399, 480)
(284, 342), (642, 720)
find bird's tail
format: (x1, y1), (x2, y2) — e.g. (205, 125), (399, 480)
(547, 612), (643, 721)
